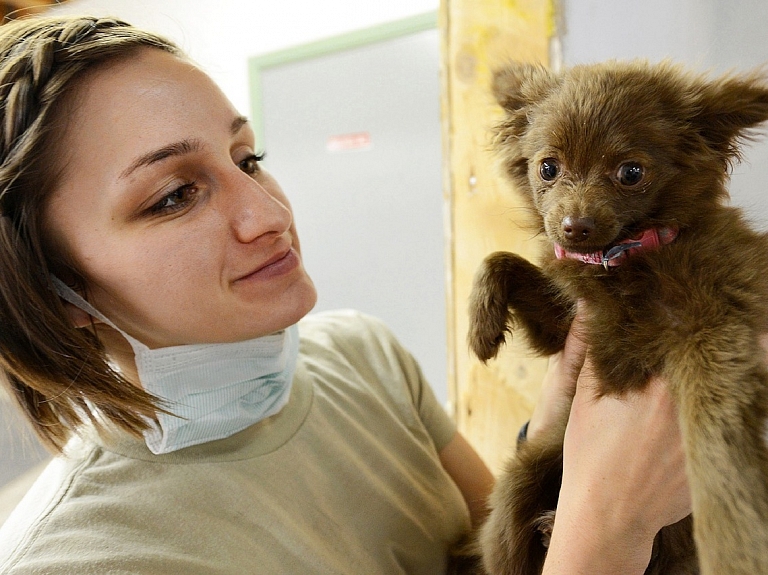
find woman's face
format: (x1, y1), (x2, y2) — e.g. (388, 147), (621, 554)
(45, 48), (317, 349)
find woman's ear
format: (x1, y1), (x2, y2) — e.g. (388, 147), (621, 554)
(62, 300), (100, 329)
(49, 275), (102, 329)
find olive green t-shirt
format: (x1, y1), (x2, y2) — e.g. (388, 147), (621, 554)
(0, 310), (470, 574)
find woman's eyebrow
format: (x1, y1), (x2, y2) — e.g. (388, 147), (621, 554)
(231, 115), (249, 135)
(119, 138), (200, 180)
(118, 117), (249, 180)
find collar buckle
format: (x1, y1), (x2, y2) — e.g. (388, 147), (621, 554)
(602, 241), (642, 271)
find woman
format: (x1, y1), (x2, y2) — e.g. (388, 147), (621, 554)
(0, 16), (688, 574)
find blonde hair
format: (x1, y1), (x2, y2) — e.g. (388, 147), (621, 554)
(0, 16), (181, 452)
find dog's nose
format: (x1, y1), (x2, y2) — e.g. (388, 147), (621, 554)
(561, 216), (595, 242)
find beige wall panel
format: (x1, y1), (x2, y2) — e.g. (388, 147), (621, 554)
(441, 0), (555, 473)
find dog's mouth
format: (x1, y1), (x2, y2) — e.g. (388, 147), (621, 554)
(554, 227), (678, 269)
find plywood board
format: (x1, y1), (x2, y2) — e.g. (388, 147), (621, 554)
(440, 0), (555, 473)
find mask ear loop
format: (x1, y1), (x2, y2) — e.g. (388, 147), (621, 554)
(50, 275), (166, 436)
(50, 275), (147, 352)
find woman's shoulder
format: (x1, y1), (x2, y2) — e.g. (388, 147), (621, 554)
(296, 309), (456, 460)
(0, 440), (101, 573)
(297, 310), (430, 420)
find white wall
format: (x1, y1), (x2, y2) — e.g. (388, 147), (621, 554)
(51, 0), (439, 118)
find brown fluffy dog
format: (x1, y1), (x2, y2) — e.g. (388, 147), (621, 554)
(468, 60), (768, 574)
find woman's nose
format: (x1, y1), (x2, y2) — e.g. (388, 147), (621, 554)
(226, 172), (292, 244)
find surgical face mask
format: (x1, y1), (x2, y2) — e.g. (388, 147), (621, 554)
(52, 277), (299, 454)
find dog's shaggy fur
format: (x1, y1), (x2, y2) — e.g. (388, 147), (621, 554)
(468, 61), (768, 574)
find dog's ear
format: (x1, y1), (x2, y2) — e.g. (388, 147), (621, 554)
(490, 64), (559, 200)
(692, 71), (768, 163)
(491, 63), (558, 113)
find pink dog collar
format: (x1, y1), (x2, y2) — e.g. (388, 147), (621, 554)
(554, 227), (678, 271)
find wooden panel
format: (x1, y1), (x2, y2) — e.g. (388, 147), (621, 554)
(440, 0), (555, 473)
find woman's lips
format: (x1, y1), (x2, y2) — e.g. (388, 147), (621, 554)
(236, 248), (300, 282)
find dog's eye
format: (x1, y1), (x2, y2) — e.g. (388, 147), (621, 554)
(617, 162), (644, 187)
(539, 158), (560, 181)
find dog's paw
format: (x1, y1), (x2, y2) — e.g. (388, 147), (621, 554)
(468, 311), (510, 362)
(468, 253), (518, 362)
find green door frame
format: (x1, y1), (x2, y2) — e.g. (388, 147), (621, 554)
(247, 10), (438, 147)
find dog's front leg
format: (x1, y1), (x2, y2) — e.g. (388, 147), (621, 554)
(468, 252), (573, 362)
(665, 333), (768, 575)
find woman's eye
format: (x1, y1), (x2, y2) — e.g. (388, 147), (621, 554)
(239, 151), (266, 176)
(539, 158), (560, 181)
(149, 184), (198, 215)
(616, 162), (645, 187)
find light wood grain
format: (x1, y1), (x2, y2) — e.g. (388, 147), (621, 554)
(441, 0), (556, 473)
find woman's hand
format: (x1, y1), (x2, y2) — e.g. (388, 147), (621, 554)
(542, 355), (691, 574)
(527, 303), (588, 443)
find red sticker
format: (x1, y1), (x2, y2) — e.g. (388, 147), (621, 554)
(326, 132), (372, 152)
